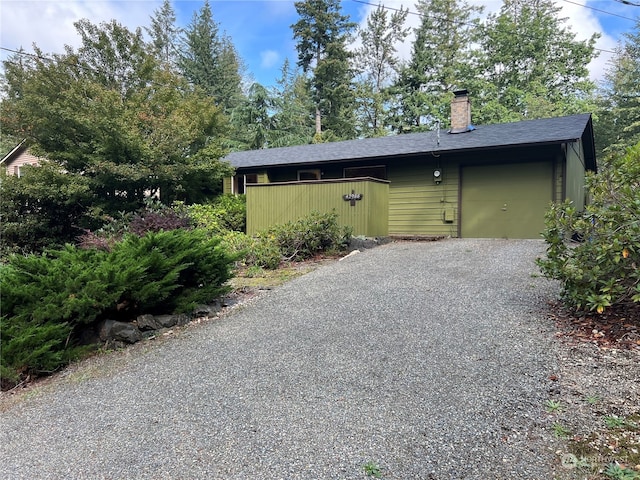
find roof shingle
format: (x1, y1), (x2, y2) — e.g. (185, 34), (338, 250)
(225, 113), (595, 171)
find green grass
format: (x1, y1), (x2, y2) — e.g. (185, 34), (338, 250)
(363, 461), (382, 478)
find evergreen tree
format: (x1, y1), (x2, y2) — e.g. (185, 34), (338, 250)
(270, 59), (315, 147)
(392, 0), (483, 132)
(145, 0), (180, 69)
(353, 4), (409, 137)
(291, 0), (357, 140)
(230, 83), (274, 150)
(595, 19), (640, 155)
(477, 0), (597, 124)
(178, 0), (244, 113)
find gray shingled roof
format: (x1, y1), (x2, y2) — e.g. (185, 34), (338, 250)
(226, 113), (596, 171)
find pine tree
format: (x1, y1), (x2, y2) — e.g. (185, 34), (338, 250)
(178, 0), (244, 113)
(270, 59), (315, 147)
(145, 0), (179, 69)
(392, 0), (483, 132)
(230, 83), (274, 150)
(595, 19), (640, 155)
(291, 0), (357, 140)
(353, 4), (409, 137)
(477, 0), (597, 123)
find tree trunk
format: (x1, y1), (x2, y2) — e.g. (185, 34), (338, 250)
(315, 106), (322, 136)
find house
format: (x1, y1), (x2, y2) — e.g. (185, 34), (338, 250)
(0, 140), (42, 177)
(225, 90), (596, 239)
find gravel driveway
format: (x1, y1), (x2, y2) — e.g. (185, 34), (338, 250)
(1, 239), (562, 479)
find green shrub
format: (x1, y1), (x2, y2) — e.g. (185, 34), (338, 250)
(78, 199), (190, 250)
(537, 143), (640, 313)
(222, 231), (281, 269)
(267, 211), (353, 261)
(0, 229), (236, 387)
(182, 194), (246, 234)
(219, 211), (352, 269)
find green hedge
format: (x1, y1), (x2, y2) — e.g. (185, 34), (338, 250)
(1, 229), (236, 386)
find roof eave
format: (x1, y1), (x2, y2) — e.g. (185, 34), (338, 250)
(0, 139), (27, 165)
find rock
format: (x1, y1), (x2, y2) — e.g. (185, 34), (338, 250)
(136, 314), (161, 331)
(98, 319), (142, 344)
(193, 303), (222, 317)
(348, 236), (390, 251)
(155, 314), (190, 328)
(98, 319), (116, 342)
(110, 321), (142, 344)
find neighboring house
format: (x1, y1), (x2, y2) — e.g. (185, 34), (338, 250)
(0, 140), (42, 177)
(224, 90), (596, 239)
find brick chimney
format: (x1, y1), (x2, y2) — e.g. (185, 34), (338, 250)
(450, 89), (473, 134)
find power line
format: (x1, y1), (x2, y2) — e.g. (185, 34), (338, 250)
(352, 0), (618, 55)
(560, 0), (638, 21)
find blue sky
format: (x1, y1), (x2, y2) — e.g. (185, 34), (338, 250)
(1, 0), (638, 88)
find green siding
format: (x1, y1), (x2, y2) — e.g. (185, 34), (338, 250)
(388, 159), (460, 237)
(246, 179), (389, 237)
(565, 141), (586, 210)
(554, 156), (563, 203)
(460, 162), (552, 239)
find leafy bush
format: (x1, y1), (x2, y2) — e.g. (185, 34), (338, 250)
(0, 163), (96, 253)
(219, 211), (352, 269)
(77, 199), (190, 250)
(182, 194), (246, 234)
(1, 229), (236, 386)
(537, 143), (640, 313)
(267, 211), (353, 261)
(221, 231), (281, 270)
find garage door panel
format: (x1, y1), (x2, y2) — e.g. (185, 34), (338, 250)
(461, 163), (552, 239)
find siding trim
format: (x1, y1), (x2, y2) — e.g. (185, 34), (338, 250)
(247, 176), (390, 187)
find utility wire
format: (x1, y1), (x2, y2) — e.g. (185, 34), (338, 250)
(560, 0), (638, 21)
(352, 0), (620, 54)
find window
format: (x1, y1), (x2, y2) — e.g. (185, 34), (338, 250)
(343, 165), (387, 180)
(297, 169), (321, 181)
(232, 173), (258, 194)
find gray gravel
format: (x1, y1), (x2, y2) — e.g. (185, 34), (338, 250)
(1, 239), (562, 479)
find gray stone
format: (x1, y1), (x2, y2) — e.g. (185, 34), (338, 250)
(98, 319), (116, 342)
(193, 303), (222, 317)
(155, 314), (190, 328)
(110, 321), (142, 344)
(348, 236), (389, 251)
(136, 314), (161, 331)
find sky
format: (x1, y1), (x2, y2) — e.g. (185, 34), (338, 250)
(0, 0), (638, 89)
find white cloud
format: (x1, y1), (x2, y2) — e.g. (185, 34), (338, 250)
(0, 0), (161, 59)
(555, 1), (617, 82)
(352, 0), (615, 82)
(260, 49), (280, 68)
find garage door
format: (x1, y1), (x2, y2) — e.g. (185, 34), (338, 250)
(461, 162), (552, 239)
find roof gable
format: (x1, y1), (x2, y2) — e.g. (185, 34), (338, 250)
(226, 113), (596, 172)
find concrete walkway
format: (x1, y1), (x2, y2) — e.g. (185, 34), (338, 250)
(1, 239), (560, 479)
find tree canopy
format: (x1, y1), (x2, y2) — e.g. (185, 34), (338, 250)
(476, 0), (598, 123)
(292, 0), (357, 141)
(594, 19), (640, 156)
(1, 18), (232, 250)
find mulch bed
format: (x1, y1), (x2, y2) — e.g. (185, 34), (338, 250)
(550, 302), (640, 351)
